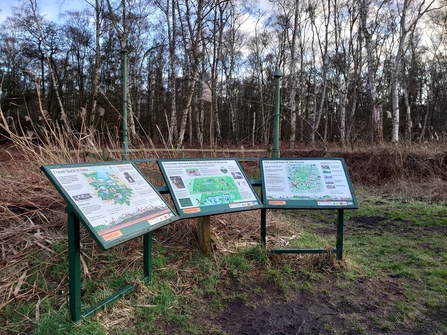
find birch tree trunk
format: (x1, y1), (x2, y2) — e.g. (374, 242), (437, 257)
(167, 0), (177, 146)
(309, 0), (329, 145)
(222, 5), (243, 144)
(175, 0), (203, 148)
(89, 0), (102, 129)
(391, 0), (435, 145)
(209, 2), (228, 148)
(403, 82), (412, 143)
(254, 20), (268, 145)
(360, 0), (382, 143)
(288, 1), (299, 149)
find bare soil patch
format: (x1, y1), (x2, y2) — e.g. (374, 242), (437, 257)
(1, 141), (447, 334)
(214, 278), (406, 335)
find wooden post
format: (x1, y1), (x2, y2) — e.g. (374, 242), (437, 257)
(197, 216), (211, 256)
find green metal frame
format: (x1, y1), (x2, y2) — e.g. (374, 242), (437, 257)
(55, 158), (356, 321)
(260, 208), (345, 260)
(67, 206), (152, 321)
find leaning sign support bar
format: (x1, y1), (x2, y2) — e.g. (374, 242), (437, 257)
(41, 162), (178, 321)
(260, 158), (358, 259)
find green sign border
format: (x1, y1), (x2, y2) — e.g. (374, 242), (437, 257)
(158, 158), (263, 218)
(41, 161), (179, 250)
(260, 158), (358, 209)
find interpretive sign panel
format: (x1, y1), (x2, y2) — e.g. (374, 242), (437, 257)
(260, 158), (358, 209)
(41, 162), (178, 249)
(158, 158), (262, 217)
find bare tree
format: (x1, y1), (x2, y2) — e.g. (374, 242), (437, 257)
(247, 11), (270, 145)
(389, 0), (436, 144)
(221, 3), (248, 144)
(274, 0), (302, 149)
(105, 0), (137, 142)
(175, 0), (205, 148)
(308, 0), (330, 146)
(155, 0), (178, 147)
(27, 0), (72, 133)
(332, 0), (361, 147)
(360, 0), (383, 143)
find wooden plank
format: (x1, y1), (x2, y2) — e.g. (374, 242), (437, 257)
(197, 216), (211, 256)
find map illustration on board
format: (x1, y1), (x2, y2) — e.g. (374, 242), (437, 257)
(159, 159), (261, 216)
(262, 159), (356, 206)
(187, 176), (242, 206)
(83, 170), (134, 205)
(287, 164), (323, 193)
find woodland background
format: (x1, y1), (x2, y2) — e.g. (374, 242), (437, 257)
(1, 0), (447, 148)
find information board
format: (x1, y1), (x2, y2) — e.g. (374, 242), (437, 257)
(260, 158), (358, 209)
(41, 162), (178, 250)
(158, 158), (262, 217)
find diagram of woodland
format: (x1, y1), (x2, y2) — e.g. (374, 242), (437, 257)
(182, 175), (243, 207)
(82, 171), (166, 233)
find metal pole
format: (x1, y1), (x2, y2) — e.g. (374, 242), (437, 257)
(143, 232), (152, 282)
(122, 50), (129, 160)
(261, 208), (267, 247)
(272, 69), (282, 158)
(336, 209), (344, 260)
(67, 210), (82, 321)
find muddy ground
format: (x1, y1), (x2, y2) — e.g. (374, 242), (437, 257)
(162, 144), (447, 335)
(1, 141), (447, 334)
(180, 215), (446, 335)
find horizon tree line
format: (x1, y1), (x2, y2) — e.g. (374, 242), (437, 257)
(1, 0), (446, 150)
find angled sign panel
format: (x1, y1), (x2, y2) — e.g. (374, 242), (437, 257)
(260, 158), (358, 209)
(41, 161), (178, 250)
(158, 158), (262, 217)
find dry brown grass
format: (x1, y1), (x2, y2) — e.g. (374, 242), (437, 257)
(2, 122), (447, 330)
(0, 138), (286, 320)
(0, 157), (66, 311)
(3, 139), (447, 315)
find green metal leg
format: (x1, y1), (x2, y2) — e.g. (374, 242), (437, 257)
(336, 209), (344, 260)
(143, 232), (152, 282)
(82, 233), (152, 319)
(261, 208), (267, 247)
(66, 213), (153, 321)
(68, 211), (82, 321)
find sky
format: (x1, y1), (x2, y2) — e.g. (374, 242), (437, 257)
(0, 0), (85, 23)
(0, 0), (273, 24)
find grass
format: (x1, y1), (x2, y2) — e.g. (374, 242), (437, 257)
(1, 115), (447, 334)
(264, 189), (447, 332)
(1, 178), (447, 334)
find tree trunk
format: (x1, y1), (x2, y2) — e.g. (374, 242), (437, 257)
(176, 0), (203, 148)
(309, 0), (330, 145)
(167, 0), (177, 146)
(360, 0), (382, 143)
(288, 1), (299, 149)
(89, 0), (101, 129)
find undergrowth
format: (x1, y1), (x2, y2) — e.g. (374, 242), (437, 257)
(1, 95), (447, 334)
